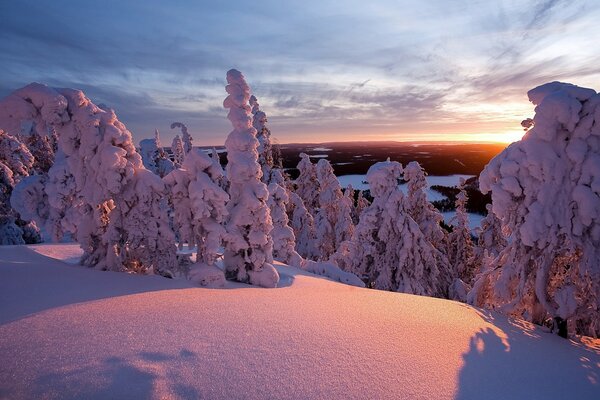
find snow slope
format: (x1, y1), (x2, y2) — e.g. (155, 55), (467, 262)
(1, 245), (598, 400)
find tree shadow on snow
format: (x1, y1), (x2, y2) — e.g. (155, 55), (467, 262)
(30, 349), (201, 400)
(455, 310), (600, 400)
(0, 246), (194, 324)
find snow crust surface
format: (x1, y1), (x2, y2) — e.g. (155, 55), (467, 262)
(1, 245), (598, 400)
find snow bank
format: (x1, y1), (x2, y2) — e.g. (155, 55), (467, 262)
(0, 244), (598, 399)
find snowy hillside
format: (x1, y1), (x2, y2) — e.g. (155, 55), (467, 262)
(1, 244), (598, 400)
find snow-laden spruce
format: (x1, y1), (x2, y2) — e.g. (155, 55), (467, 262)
(446, 179), (476, 301)
(171, 122), (193, 155)
(288, 190), (319, 260)
(249, 95), (274, 184)
(164, 149), (229, 287)
(267, 169), (303, 267)
(0, 129), (39, 244)
(334, 159), (447, 296)
(171, 134), (185, 168)
(315, 159), (354, 260)
(222, 69), (279, 288)
(139, 129), (174, 178)
(471, 82), (600, 337)
(5, 83), (179, 275)
(295, 153), (320, 215)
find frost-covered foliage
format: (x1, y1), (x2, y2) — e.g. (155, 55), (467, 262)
(267, 169), (303, 267)
(295, 153), (320, 215)
(171, 134), (185, 168)
(0, 129), (39, 244)
(476, 204), (507, 259)
(171, 122), (193, 154)
(222, 69), (278, 288)
(4, 83), (178, 275)
(334, 160), (447, 296)
(447, 180), (476, 301)
(210, 148), (228, 190)
(314, 159), (354, 260)
(139, 129), (174, 178)
(288, 191), (318, 260)
(20, 128), (54, 174)
(471, 82), (600, 337)
(403, 161), (447, 245)
(164, 149), (229, 269)
(0, 129), (34, 180)
(113, 169), (179, 276)
(249, 95), (274, 183)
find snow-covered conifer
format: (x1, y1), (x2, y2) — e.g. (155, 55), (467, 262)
(0, 129), (34, 180)
(476, 204), (506, 259)
(446, 180), (476, 301)
(333, 159), (447, 296)
(171, 134), (185, 168)
(222, 69), (278, 288)
(267, 169), (303, 267)
(3, 83), (179, 275)
(295, 153), (320, 215)
(353, 186), (370, 225)
(403, 161), (446, 245)
(249, 95), (274, 183)
(171, 122), (193, 154)
(288, 191), (318, 260)
(164, 148), (229, 285)
(470, 82), (600, 337)
(314, 159), (354, 260)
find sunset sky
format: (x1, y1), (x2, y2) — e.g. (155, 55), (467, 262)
(1, 0), (599, 145)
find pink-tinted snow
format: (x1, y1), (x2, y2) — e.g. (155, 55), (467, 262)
(0, 245), (598, 399)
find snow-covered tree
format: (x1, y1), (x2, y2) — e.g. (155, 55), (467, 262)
(334, 159), (447, 296)
(446, 180), (476, 301)
(476, 204), (507, 259)
(171, 134), (185, 168)
(222, 69), (278, 288)
(0, 129), (39, 244)
(288, 191), (318, 260)
(164, 148), (229, 283)
(20, 128), (54, 174)
(249, 95), (274, 183)
(295, 153), (320, 215)
(4, 83), (178, 275)
(470, 82), (600, 338)
(403, 161), (447, 245)
(267, 169), (303, 267)
(171, 122), (193, 154)
(139, 129), (174, 178)
(314, 159), (354, 260)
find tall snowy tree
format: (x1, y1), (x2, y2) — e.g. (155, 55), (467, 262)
(470, 82), (600, 338)
(295, 153), (320, 215)
(403, 161), (447, 245)
(288, 190), (319, 260)
(171, 122), (193, 154)
(171, 134), (185, 168)
(249, 95), (274, 184)
(164, 148), (229, 286)
(222, 69), (279, 288)
(476, 204), (507, 260)
(446, 179), (476, 301)
(267, 169), (303, 267)
(4, 83), (179, 275)
(314, 159), (354, 260)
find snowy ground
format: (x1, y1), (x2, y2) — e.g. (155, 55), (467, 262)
(1, 244), (598, 400)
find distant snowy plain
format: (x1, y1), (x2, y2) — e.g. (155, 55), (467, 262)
(1, 245), (598, 400)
